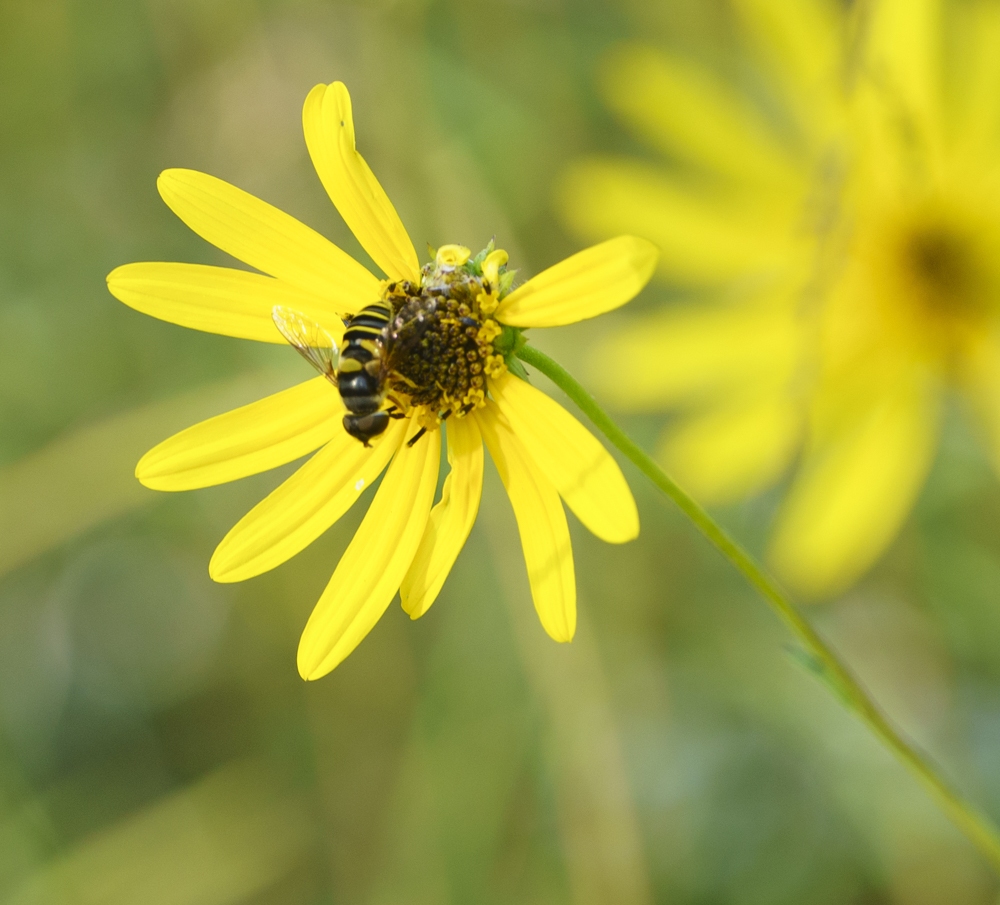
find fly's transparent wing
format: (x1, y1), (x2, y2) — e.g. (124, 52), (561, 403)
(272, 306), (340, 384)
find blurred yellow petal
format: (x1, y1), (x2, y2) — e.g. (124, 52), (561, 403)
(867, 0), (942, 142)
(659, 396), (801, 505)
(477, 403), (576, 643)
(107, 263), (346, 342)
(590, 301), (802, 411)
(400, 417), (484, 619)
(557, 159), (801, 286)
(731, 0), (841, 125)
(297, 424), (440, 679)
(490, 371), (638, 543)
(769, 376), (941, 598)
(496, 236), (658, 328)
(210, 419), (405, 583)
(157, 168), (378, 309)
(136, 377), (343, 491)
(952, 3), (1000, 155)
(303, 82), (419, 282)
(600, 44), (801, 186)
(848, 82), (909, 203)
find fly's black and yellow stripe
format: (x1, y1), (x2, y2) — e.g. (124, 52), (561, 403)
(337, 299), (394, 445)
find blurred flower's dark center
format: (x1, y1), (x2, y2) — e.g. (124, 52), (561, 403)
(903, 223), (981, 317)
(384, 245), (509, 421)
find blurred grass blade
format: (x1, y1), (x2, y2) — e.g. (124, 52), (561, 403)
(0, 368), (297, 578)
(7, 759), (310, 905)
(481, 475), (653, 905)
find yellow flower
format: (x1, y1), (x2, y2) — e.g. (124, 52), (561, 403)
(559, 0), (1000, 597)
(107, 82), (657, 679)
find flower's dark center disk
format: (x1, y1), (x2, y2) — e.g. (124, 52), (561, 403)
(905, 225), (979, 312)
(390, 293), (486, 408)
(891, 212), (995, 341)
(383, 247), (507, 422)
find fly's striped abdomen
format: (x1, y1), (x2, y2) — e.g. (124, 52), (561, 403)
(337, 299), (392, 415)
(343, 305), (391, 338)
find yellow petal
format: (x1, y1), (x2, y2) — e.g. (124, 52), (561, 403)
(490, 371), (638, 543)
(210, 418), (405, 583)
(400, 416), (484, 619)
(303, 82), (420, 282)
(297, 423), (440, 679)
(477, 403), (576, 642)
(557, 159), (801, 286)
(769, 375), (941, 598)
(588, 300), (802, 411)
(436, 245), (471, 268)
(599, 44), (801, 186)
(157, 168), (378, 309)
(496, 236), (658, 328)
(107, 263), (347, 342)
(482, 249), (509, 287)
(136, 377), (343, 491)
(658, 396), (801, 505)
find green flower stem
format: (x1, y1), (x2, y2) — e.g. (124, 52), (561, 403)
(515, 342), (1000, 874)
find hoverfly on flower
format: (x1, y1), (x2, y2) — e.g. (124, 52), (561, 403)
(271, 298), (398, 447)
(108, 81), (657, 679)
(273, 241), (516, 448)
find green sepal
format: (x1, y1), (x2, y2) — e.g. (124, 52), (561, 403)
(507, 356), (530, 382)
(464, 239), (495, 276)
(497, 269), (517, 298)
(494, 325), (530, 380)
(494, 324), (526, 358)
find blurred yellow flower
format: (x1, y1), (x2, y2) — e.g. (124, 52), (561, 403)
(108, 82), (655, 679)
(559, 0), (1000, 597)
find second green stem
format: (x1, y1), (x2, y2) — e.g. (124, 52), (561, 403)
(516, 342), (1000, 874)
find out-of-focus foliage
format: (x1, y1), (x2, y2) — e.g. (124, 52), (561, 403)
(1, 1), (999, 903)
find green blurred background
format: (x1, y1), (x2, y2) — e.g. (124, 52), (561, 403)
(2, 0), (1000, 902)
